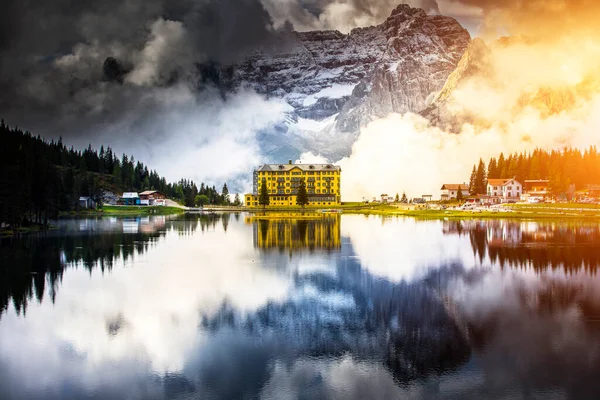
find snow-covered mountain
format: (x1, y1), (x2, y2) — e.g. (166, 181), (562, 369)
(205, 4), (471, 160)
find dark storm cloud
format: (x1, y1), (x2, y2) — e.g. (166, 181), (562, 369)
(0, 0), (455, 137)
(262, 0), (440, 32)
(0, 0), (281, 138)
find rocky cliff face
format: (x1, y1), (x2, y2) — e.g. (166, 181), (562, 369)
(334, 6), (470, 133)
(219, 4), (470, 159)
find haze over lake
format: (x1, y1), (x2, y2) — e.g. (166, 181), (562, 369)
(2, 214), (600, 399)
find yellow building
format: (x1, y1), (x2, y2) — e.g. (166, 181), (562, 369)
(245, 161), (341, 207)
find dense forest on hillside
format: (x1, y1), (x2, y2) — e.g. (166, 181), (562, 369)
(468, 147), (600, 196)
(0, 120), (234, 227)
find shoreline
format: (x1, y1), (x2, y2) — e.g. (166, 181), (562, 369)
(59, 205), (186, 217)
(244, 203), (600, 220)
(5, 204), (597, 237)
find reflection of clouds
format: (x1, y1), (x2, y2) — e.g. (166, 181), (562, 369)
(342, 216), (475, 282)
(260, 355), (490, 400)
(0, 220), (291, 380)
(447, 267), (600, 398)
(5, 216), (600, 398)
(261, 356), (402, 400)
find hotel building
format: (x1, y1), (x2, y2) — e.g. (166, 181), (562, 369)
(245, 161), (341, 207)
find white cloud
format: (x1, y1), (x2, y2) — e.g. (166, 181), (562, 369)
(342, 215), (476, 282)
(0, 220), (291, 376)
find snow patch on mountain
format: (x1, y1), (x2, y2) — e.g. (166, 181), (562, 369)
(231, 3), (470, 161)
(302, 84), (357, 107)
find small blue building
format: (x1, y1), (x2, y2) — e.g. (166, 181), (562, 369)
(120, 192), (140, 205)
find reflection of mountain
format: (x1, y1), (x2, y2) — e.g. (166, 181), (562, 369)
(201, 248), (470, 385)
(443, 220), (600, 270)
(249, 214), (341, 251)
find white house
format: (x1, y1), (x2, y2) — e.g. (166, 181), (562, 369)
(487, 178), (522, 200)
(440, 184), (469, 200)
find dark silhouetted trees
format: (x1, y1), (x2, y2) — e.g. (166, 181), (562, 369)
(296, 181), (308, 208)
(0, 120), (232, 227)
(471, 147), (600, 197)
(259, 182), (269, 209)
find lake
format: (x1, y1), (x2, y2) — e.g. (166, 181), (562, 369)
(2, 214), (600, 399)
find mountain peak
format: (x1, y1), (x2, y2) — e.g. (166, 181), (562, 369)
(389, 3), (427, 18)
(228, 4), (471, 159)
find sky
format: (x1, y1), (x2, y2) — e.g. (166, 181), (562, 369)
(2, 0), (600, 197)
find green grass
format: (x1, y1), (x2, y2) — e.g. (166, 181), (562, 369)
(100, 205), (185, 215)
(508, 203), (600, 210)
(340, 204), (600, 220)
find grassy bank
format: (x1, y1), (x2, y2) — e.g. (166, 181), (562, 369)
(342, 204), (600, 220)
(58, 205), (185, 216)
(101, 205), (185, 215)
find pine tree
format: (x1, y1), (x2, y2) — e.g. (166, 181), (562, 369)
(469, 165), (477, 195)
(475, 159), (487, 195)
(296, 180), (308, 208)
(401, 192), (408, 203)
(222, 183), (229, 204)
(487, 158), (498, 179)
(395, 193), (400, 202)
(233, 193), (241, 206)
(259, 182), (269, 209)
(497, 153), (505, 177)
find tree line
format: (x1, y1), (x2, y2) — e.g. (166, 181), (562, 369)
(0, 120), (236, 228)
(468, 147), (600, 196)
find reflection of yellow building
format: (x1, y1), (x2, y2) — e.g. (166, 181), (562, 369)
(245, 161), (341, 207)
(247, 214), (341, 250)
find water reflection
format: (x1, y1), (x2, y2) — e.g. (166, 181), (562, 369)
(444, 220), (600, 270)
(247, 213), (341, 251)
(2, 215), (600, 399)
(0, 214), (231, 317)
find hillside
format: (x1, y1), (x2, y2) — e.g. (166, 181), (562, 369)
(0, 121), (229, 227)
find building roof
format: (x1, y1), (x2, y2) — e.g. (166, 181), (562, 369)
(256, 163), (341, 172)
(440, 184), (468, 190)
(139, 190), (164, 196)
(79, 196), (90, 201)
(487, 178), (515, 186)
(122, 192), (139, 198)
(524, 180), (549, 190)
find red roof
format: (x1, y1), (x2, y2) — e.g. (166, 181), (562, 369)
(487, 178), (512, 186)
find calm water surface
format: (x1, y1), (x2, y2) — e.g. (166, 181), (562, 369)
(2, 214), (600, 399)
